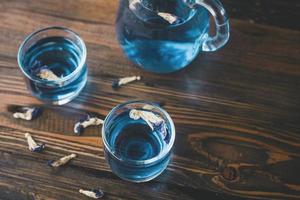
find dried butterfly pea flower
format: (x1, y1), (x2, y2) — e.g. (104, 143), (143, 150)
(112, 76), (141, 89)
(129, 0), (140, 11)
(153, 119), (168, 137)
(37, 67), (61, 81)
(79, 189), (104, 199)
(157, 12), (181, 24)
(129, 109), (168, 140)
(30, 65), (65, 86)
(74, 114), (104, 135)
(163, 129), (171, 143)
(47, 153), (76, 167)
(129, 109), (163, 130)
(25, 133), (45, 152)
(9, 105), (43, 121)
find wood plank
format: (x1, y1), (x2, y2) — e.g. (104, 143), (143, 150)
(0, 0), (299, 199)
(1, 0), (299, 30)
(224, 0), (300, 30)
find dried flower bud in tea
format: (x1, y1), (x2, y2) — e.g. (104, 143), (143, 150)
(129, 109), (161, 129)
(47, 153), (76, 167)
(79, 189), (104, 199)
(25, 133), (45, 152)
(129, 109), (168, 140)
(157, 12), (181, 24)
(37, 68), (61, 81)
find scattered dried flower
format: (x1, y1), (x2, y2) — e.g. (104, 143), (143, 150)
(10, 106), (43, 121)
(25, 133), (45, 152)
(47, 153), (76, 167)
(112, 76), (141, 89)
(74, 114), (104, 135)
(79, 189), (104, 199)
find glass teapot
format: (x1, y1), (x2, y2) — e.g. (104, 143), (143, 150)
(116, 0), (230, 73)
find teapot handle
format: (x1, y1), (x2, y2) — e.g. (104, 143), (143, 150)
(188, 0), (230, 52)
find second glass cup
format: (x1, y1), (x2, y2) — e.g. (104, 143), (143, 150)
(102, 101), (176, 182)
(17, 27), (87, 105)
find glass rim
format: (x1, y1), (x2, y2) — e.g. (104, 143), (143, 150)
(17, 26), (87, 84)
(102, 100), (176, 165)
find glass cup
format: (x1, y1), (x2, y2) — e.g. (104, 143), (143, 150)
(102, 101), (176, 182)
(17, 27), (87, 105)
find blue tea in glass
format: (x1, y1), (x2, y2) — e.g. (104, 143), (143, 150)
(102, 101), (175, 182)
(116, 0), (230, 73)
(18, 27), (87, 105)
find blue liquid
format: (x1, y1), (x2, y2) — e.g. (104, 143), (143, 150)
(116, 0), (209, 73)
(21, 36), (87, 105)
(104, 111), (171, 182)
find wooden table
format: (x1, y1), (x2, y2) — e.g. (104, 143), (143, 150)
(0, 0), (299, 199)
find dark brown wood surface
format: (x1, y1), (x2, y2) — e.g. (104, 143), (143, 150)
(0, 0), (300, 199)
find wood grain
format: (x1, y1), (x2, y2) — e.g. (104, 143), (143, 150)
(0, 0), (300, 199)
(224, 0), (300, 30)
